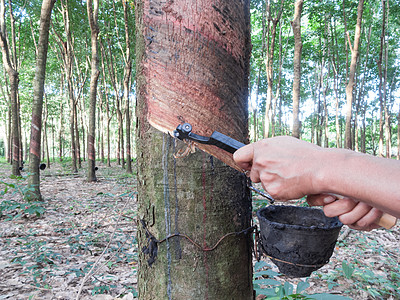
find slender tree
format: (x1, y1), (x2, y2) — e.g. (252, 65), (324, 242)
(355, 24), (372, 153)
(344, 0), (364, 149)
(122, 0), (133, 174)
(264, 0), (284, 138)
(99, 39), (114, 167)
(397, 107), (400, 160)
(0, 0), (20, 175)
(53, 0), (78, 173)
(378, 0), (387, 157)
(27, 0), (56, 200)
(331, 18), (342, 148)
(383, 0), (390, 158)
(87, 0), (100, 182)
(291, 0), (303, 139)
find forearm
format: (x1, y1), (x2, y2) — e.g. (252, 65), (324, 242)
(316, 148), (400, 218)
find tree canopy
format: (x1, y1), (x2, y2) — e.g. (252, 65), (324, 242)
(0, 0), (399, 168)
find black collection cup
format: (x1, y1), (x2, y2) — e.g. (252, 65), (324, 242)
(257, 205), (343, 277)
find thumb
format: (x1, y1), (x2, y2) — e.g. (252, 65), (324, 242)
(233, 144), (254, 171)
(307, 194), (336, 206)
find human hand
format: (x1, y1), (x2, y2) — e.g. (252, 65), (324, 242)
(307, 194), (383, 231)
(233, 136), (324, 200)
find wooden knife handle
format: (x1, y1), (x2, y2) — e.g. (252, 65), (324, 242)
(377, 213), (397, 229)
(332, 194), (397, 229)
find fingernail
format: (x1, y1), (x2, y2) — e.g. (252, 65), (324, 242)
(323, 195), (336, 204)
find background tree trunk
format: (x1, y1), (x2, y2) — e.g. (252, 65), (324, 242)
(27, 0), (55, 200)
(291, 0), (303, 139)
(0, 0), (20, 176)
(264, 0), (284, 138)
(54, 0), (78, 173)
(100, 40), (113, 167)
(122, 0), (132, 174)
(136, 0), (253, 299)
(377, 0), (387, 157)
(344, 0), (364, 149)
(397, 107), (400, 160)
(87, 0), (99, 182)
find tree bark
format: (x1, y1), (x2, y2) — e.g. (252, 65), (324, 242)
(58, 73), (64, 161)
(383, 0), (390, 158)
(252, 3), (267, 141)
(5, 81), (11, 163)
(291, 0), (303, 139)
(53, 0), (78, 173)
(331, 18), (342, 148)
(105, 35), (124, 167)
(122, 0), (133, 174)
(87, 0), (100, 182)
(100, 40), (113, 167)
(378, 0), (387, 157)
(274, 19), (289, 137)
(27, 0), (55, 200)
(44, 94), (51, 167)
(322, 18), (330, 148)
(316, 62), (323, 146)
(264, 0), (284, 138)
(75, 103), (82, 167)
(0, 0), (20, 176)
(344, 0), (364, 149)
(397, 107), (400, 160)
(136, 0), (253, 299)
(356, 23), (372, 153)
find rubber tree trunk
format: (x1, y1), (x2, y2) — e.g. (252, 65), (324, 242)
(397, 108), (400, 160)
(0, 0), (20, 176)
(122, 0), (133, 174)
(87, 0), (100, 182)
(264, 1), (284, 139)
(291, 0), (303, 139)
(135, 1), (253, 299)
(344, 0), (364, 149)
(54, 0), (78, 173)
(27, 0), (55, 201)
(378, 0), (387, 157)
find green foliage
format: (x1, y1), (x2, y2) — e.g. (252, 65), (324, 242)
(341, 261), (354, 279)
(247, 0), (400, 150)
(319, 257), (400, 299)
(0, 175), (46, 219)
(317, 234), (400, 299)
(10, 237), (64, 288)
(253, 261), (350, 299)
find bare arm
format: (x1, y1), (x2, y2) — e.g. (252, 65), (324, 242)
(233, 136), (400, 219)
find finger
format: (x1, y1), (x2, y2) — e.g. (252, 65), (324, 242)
(307, 194), (336, 206)
(338, 201), (373, 225)
(348, 223), (381, 231)
(352, 207), (383, 229)
(249, 168), (261, 184)
(238, 162), (252, 171)
(322, 198), (358, 218)
(233, 144), (254, 169)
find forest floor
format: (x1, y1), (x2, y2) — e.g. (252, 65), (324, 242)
(0, 160), (399, 300)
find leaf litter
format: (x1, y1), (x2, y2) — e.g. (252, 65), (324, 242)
(0, 163), (399, 299)
(0, 162), (138, 299)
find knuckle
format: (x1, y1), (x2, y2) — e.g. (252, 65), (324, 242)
(341, 198), (356, 211)
(356, 218), (369, 228)
(268, 188), (280, 199)
(323, 207), (336, 218)
(338, 215), (352, 225)
(259, 172), (271, 183)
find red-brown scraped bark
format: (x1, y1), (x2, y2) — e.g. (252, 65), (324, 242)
(142, 0), (249, 170)
(30, 114), (42, 158)
(88, 134), (95, 161)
